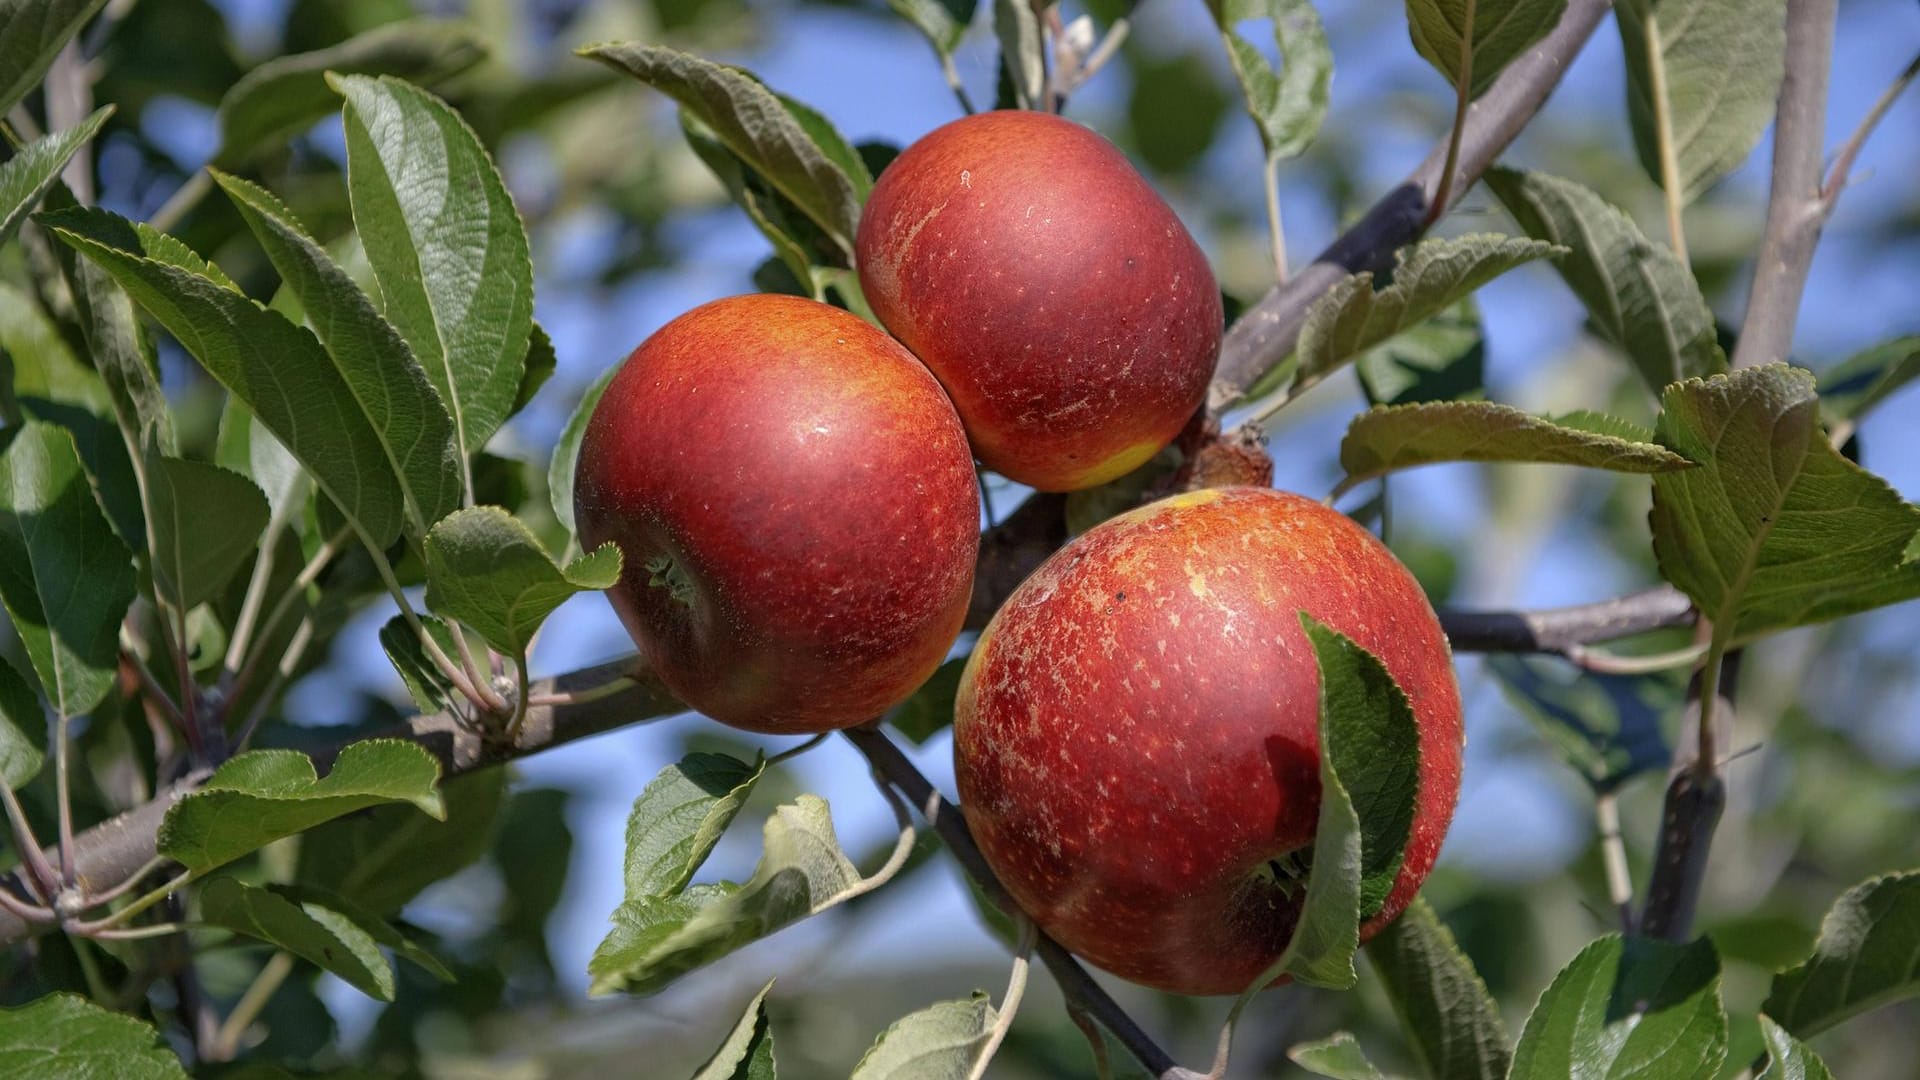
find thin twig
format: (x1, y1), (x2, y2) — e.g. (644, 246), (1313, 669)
(969, 917), (1036, 1080)
(524, 676), (635, 709)
(941, 54), (977, 116)
(121, 638), (184, 730)
(1068, 1004), (1117, 1080)
(232, 612), (315, 753)
(0, 777), (60, 903)
(1425, 0), (1478, 229)
(55, 715), (76, 885)
(769, 732), (830, 766)
(1264, 155), (1289, 283)
(1644, 10), (1691, 265)
(78, 855), (166, 909)
(1820, 49), (1920, 208)
(1595, 791), (1634, 932)
(211, 951), (294, 1061)
(1561, 641), (1707, 676)
(69, 870), (190, 934)
(227, 526), (348, 709)
(148, 170), (212, 234)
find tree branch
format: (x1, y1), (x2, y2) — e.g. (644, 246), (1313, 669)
(1436, 585), (1695, 654)
(841, 726), (1202, 1080)
(1208, 0), (1612, 410)
(1729, 0), (1836, 370)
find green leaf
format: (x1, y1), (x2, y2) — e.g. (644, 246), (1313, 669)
(1363, 897), (1511, 1080)
(0, 106), (111, 251)
(514, 320), (557, 415)
(1405, 0), (1566, 98)
(297, 769), (507, 915)
(0, 0), (109, 115)
(1486, 655), (1673, 791)
(588, 795), (864, 995)
(216, 403), (304, 529)
(1817, 336), (1920, 423)
(548, 366), (616, 534)
(681, 112), (832, 290)
(1287, 1032), (1390, 1080)
(850, 994), (996, 1080)
(1338, 402), (1692, 490)
(887, 0), (977, 56)
(886, 656), (968, 744)
(332, 73), (533, 460)
(156, 739), (445, 875)
(0, 420), (135, 717)
(625, 753), (767, 900)
(199, 878), (399, 1000)
(214, 19), (487, 165)
(0, 653), (45, 788)
(145, 455), (269, 612)
(377, 612), (462, 713)
(1756, 1015), (1835, 1080)
(1485, 168), (1726, 392)
(1356, 298), (1485, 406)
(1302, 614), (1421, 923)
(992, 0), (1044, 109)
(692, 979), (779, 1080)
(421, 506), (621, 657)
(213, 169), (463, 534)
(59, 227), (175, 457)
(1763, 870), (1920, 1038)
(1292, 235), (1559, 395)
(1617, 0), (1785, 205)
(0, 992), (186, 1078)
(1651, 364), (1920, 645)
(40, 206), (411, 548)
(1509, 935), (1726, 1080)
(1207, 0), (1332, 162)
(581, 43), (865, 258)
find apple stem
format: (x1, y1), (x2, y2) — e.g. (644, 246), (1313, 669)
(1423, 0), (1477, 230)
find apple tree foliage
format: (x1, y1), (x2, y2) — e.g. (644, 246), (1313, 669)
(0, 0), (1917, 1076)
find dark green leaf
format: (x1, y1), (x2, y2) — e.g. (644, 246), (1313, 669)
(146, 455), (269, 611)
(214, 169), (463, 534)
(1763, 870), (1920, 1038)
(1338, 402), (1691, 490)
(850, 993), (996, 1079)
(887, 0), (977, 56)
(421, 506), (621, 656)
(0, 992), (186, 1078)
(1818, 336), (1920, 423)
(215, 19), (487, 165)
(588, 795), (864, 995)
(0, 653), (45, 787)
(1486, 655), (1673, 791)
(548, 365), (616, 534)
(1207, 0), (1332, 161)
(1302, 614), (1420, 923)
(0, 106), (110, 251)
(692, 979), (779, 1080)
(0, 0), (109, 115)
(1617, 0), (1785, 204)
(40, 206), (411, 548)
(0, 420), (136, 717)
(581, 44), (865, 258)
(624, 753), (766, 899)
(1363, 897), (1511, 1080)
(681, 112), (830, 289)
(378, 612), (461, 713)
(1355, 298), (1484, 405)
(1757, 1015), (1835, 1080)
(198, 878), (399, 1000)
(157, 739), (445, 874)
(1650, 364), (1920, 645)
(1485, 168), (1726, 392)
(296, 769), (507, 915)
(1287, 1032), (1390, 1080)
(60, 233), (175, 457)
(514, 320), (557, 415)
(1291, 235), (1559, 396)
(886, 656), (968, 744)
(1406, 0), (1566, 98)
(992, 0), (1044, 109)
(333, 74), (533, 459)
(1509, 935), (1726, 1080)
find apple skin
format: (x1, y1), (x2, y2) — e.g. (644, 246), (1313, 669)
(952, 487), (1463, 995)
(856, 110), (1222, 493)
(573, 294), (980, 734)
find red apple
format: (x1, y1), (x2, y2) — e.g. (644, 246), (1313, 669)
(856, 110), (1222, 493)
(952, 487), (1463, 995)
(573, 294), (980, 734)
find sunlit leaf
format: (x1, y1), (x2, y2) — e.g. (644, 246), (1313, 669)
(850, 994), (996, 1080)
(992, 0), (1044, 109)
(693, 979), (779, 1080)
(1509, 935), (1726, 1080)
(1288, 1032), (1391, 1080)
(0, 106), (111, 250)
(1405, 0), (1566, 98)
(548, 366), (616, 534)
(421, 506), (621, 657)
(1338, 402), (1691, 490)
(624, 753), (766, 900)
(1764, 870), (1920, 1038)
(0, 992), (186, 1078)
(1206, 0), (1331, 162)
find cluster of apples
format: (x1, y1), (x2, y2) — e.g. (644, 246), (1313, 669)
(573, 111), (1462, 995)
